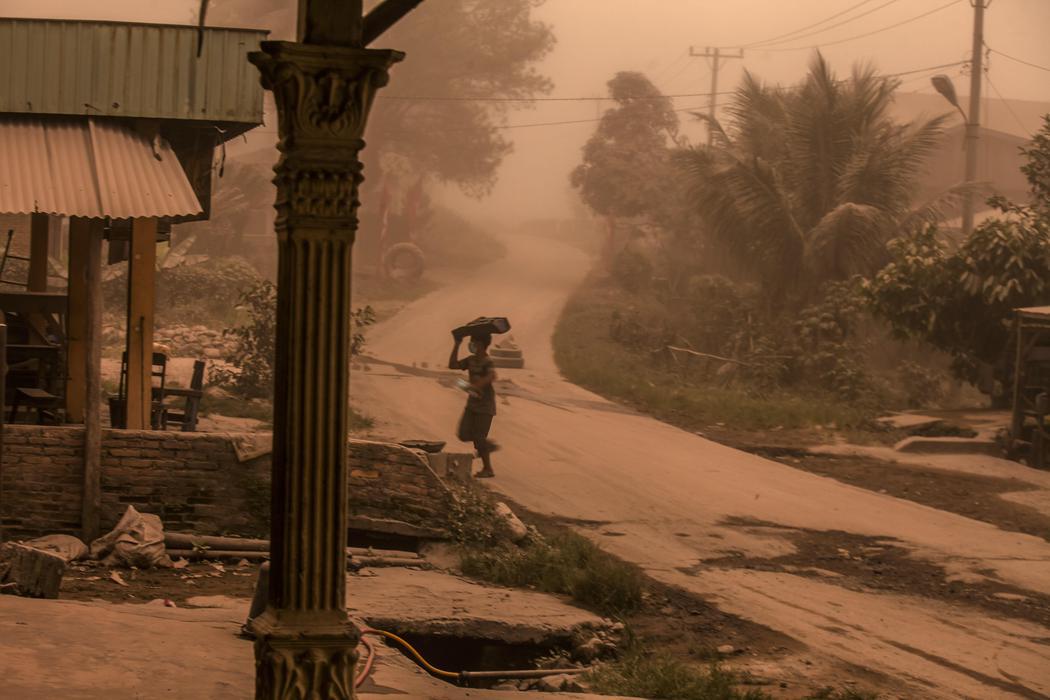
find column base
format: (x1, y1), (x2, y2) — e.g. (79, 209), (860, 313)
(253, 611), (360, 699)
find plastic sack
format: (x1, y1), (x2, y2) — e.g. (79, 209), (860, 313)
(90, 505), (174, 568)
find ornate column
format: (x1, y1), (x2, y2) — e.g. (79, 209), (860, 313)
(248, 40), (402, 699)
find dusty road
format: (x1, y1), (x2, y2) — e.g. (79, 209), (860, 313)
(354, 232), (1050, 699)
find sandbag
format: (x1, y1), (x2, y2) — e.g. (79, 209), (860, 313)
(23, 534), (88, 563)
(90, 506), (174, 568)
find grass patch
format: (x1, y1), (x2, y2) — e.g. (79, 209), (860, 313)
(552, 278), (877, 433)
(586, 649), (769, 699)
(461, 532), (643, 617)
(443, 484), (642, 617)
(349, 406), (374, 432)
(586, 649), (878, 700)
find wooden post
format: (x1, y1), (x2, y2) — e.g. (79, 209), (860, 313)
(28, 213), (49, 292)
(81, 220), (104, 542)
(65, 219), (90, 423)
(124, 218), (157, 431)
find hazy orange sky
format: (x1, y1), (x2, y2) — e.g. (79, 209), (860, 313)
(8, 0), (1050, 220)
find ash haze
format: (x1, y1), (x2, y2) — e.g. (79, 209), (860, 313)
(7, 0), (1049, 220)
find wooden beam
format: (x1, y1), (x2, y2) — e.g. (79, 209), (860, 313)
(124, 218), (157, 431)
(81, 220), (104, 542)
(65, 219), (90, 423)
(28, 213), (49, 292)
(298, 0), (363, 46)
(362, 0), (424, 45)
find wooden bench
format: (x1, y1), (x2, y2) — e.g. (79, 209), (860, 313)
(9, 386), (59, 424)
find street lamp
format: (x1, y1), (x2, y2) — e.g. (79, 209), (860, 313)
(931, 70), (981, 237)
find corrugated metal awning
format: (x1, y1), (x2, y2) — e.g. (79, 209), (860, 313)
(0, 115), (203, 219)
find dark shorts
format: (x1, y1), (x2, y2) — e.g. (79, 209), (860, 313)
(457, 409), (493, 444)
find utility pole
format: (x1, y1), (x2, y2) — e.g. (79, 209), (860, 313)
(962, 0), (986, 236)
(689, 46), (743, 146)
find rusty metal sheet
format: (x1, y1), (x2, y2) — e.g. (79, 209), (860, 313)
(0, 18), (265, 126)
(0, 115), (202, 219)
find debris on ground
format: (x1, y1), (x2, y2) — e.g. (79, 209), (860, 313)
(0, 542), (66, 599)
(90, 506), (174, 569)
(494, 502), (529, 542)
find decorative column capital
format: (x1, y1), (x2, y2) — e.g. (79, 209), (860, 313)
(250, 42), (404, 231)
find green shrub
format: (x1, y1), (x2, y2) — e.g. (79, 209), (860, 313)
(611, 247), (654, 293)
(103, 256), (261, 328)
(209, 280), (375, 399)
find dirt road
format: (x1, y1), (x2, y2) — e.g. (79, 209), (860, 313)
(354, 232), (1050, 699)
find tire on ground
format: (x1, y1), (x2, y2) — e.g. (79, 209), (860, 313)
(382, 242), (425, 282)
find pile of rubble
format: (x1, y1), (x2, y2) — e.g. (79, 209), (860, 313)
(102, 322), (236, 359)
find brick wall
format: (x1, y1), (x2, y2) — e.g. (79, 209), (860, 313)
(0, 426), (449, 540)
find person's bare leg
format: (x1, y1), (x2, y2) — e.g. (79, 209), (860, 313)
(475, 439), (495, 478)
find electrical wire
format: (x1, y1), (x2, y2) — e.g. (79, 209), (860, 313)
(757, 0), (965, 52)
(375, 61), (966, 104)
(735, 0), (881, 48)
(985, 73), (1034, 137)
(747, 0), (904, 50)
(986, 46), (1050, 73)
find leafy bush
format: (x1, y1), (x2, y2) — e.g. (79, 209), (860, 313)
(611, 247), (654, 293)
(209, 281), (277, 399)
(103, 256), (261, 328)
(210, 280), (376, 399)
(897, 361), (945, 408)
(792, 281), (872, 401)
(866, 117), (1050, 391)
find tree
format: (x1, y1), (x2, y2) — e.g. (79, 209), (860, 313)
(210, 0), (555, 196)
(866, 115), (1050, 391)
(676, 54), (953, 305)
(570, 72), (680, 220)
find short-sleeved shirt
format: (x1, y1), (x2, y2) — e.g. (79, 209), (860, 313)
(455, 354), (497, 415)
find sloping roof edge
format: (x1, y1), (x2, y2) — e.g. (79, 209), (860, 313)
(0, 115), (203, 219)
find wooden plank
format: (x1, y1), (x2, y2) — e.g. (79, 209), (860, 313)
(0, 292), (68, 314)
(65, 218), (90, 423)
(28, 213), (49, 292)
(26, 213), (51, 341)
(82, 219), (104, 542)
(125, 218), (157, 431)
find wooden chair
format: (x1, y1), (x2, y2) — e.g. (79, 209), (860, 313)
(163, 359), (205, 432)
(110, 351), (168, 429)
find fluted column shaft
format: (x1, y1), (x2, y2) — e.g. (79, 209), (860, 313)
(249, 40), (403, 700)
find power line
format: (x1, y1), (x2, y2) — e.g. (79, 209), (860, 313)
(986, 46), (1050, 73)
(757, 0), (965, 52)
(736, 0), (881, 48)
(749, 0), (904, 50)
(985, 73), (1033, 137)
(375, 60), (967, 104)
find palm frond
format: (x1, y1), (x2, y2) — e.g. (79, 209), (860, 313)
(898, 181), (991, 232)
(805, 203), (891, 279)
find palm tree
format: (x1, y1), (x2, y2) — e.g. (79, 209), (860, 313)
(677, 53), (957, 305)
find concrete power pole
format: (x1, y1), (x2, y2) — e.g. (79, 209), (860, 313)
(962, 0), (986, 236)
(689, 46), (743, 146)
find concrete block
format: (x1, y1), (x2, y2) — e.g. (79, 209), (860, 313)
(444, 453), (473, 481)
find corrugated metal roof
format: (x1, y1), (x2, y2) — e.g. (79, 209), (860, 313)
(0, 115), (203, 219)
(0, 18), (265, 125)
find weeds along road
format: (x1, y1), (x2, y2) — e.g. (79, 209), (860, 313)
(354, 231), (1050, 699)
